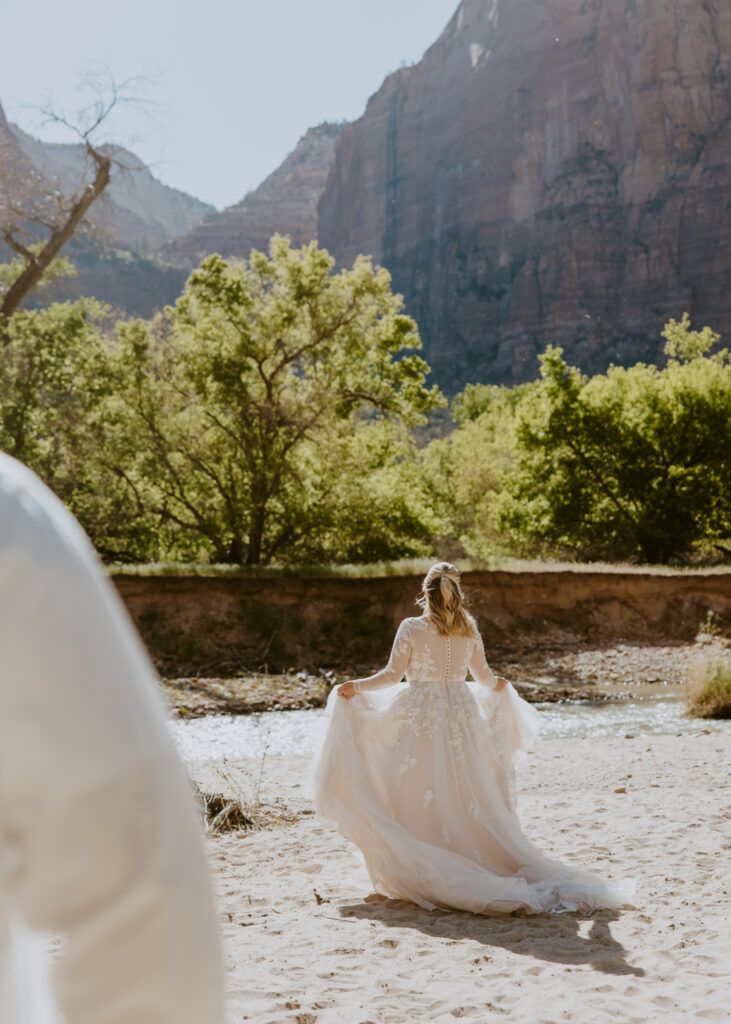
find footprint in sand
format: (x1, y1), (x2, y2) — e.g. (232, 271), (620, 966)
(299, 862), (324, 875)
(452, 1005), (499, 1018)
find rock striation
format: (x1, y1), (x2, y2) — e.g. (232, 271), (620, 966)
(318, 0), (731, 389)
(161, 122), (345, 267)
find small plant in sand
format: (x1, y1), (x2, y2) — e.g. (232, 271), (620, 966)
(696, 610), (722, 642)
(195, 728), (273, 833)
(687, 656), (731, 719)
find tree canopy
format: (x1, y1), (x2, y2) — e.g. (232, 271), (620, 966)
(494, 315), (731, 562)
(112, 236), (444, 563)
(0, 227), (728, 570)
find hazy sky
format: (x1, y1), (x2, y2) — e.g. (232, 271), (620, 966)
(2, 0), (459, 210)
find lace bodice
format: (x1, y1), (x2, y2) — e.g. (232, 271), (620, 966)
(355, 616), (498, 691)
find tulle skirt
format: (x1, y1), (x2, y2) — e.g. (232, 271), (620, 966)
(306, 679), (636, 916)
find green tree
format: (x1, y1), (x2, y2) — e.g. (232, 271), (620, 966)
(293, 418), (439, 564)
(0, 298), (108, 481)
(499, 315), (731, 562)
(420, 384), (526, 560)
(0, 294), (160, 559)
(115, 236), (444, 564)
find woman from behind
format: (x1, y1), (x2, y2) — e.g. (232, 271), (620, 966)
(308, 561), (635, 916)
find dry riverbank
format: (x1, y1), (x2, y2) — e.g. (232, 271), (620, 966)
(116, 569), (731, 676)
(187, 730), (729, 1024)
(161, 638), (729, 717)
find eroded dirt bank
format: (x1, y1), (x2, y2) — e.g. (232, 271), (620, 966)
(112, 570), (731, 677)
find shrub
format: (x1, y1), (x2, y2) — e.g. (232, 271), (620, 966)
(687, 656), (731, 719)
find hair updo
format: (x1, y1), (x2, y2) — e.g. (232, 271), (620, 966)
(416, 562), (476, 637)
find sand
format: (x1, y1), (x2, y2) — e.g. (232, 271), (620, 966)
(190, 730), (730, 1024)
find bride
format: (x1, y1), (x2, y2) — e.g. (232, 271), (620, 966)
(308, 562), (636, 916)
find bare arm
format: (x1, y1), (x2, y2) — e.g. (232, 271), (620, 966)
(338, 619), (412, 698)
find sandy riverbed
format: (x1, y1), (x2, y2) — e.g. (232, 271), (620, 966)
(188, 728), (729, 1024)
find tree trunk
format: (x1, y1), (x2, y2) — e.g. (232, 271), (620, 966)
(245, 512), (265, 565)
(226, 535), (245, 564)
(1, 145), (111, 338)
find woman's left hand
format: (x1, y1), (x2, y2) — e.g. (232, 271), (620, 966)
(495, 676), (509, 691)
(337, 681), (358, 699)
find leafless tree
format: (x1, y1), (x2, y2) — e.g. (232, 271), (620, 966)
(0, 68), (156, 338)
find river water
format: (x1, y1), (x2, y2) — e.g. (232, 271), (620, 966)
(169, 695), (726, 763)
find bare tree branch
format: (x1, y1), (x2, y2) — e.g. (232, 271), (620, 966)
(1, 147), (111, 328)
(0, 67), (159, 338)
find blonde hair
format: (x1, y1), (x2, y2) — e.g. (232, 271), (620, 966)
(416, 562), (476, 637)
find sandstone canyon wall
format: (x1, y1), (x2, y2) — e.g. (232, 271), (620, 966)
(162, 123), (345, 267)
(318, 0), (731, 389)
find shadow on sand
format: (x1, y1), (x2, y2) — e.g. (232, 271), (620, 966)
(339, 895), (645, 977)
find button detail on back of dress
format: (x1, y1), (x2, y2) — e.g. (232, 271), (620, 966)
(444, 635), (452, 682)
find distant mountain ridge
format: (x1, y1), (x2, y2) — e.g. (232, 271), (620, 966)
(0, 99), (213, 314)
(4, 109), (214, 251)
(4, 0), (731, 389)
(161, 122), (345, 267)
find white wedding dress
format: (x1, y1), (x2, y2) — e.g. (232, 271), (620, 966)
(308, 616), (636, 915)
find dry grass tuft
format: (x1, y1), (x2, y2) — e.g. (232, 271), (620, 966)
(192, 730), (274, 833)
(687, 656), (731, 719)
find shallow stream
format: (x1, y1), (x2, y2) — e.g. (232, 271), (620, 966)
(169, 694), (726, 763)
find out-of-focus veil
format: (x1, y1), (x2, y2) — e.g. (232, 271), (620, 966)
(0, 454), (224, 1024)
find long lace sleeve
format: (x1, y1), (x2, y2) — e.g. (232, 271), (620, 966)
(468, 625), (542, 760)
(355, 619), (412, 692)
(468, 629), (499, 689)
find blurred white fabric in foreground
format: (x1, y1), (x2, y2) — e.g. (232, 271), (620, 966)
(0, 454), (224, 1023)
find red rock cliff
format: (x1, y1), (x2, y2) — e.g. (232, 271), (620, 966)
(318, 0), (731, 389)
(162, 122), (345, 267)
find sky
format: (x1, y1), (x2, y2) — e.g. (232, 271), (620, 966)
(2, 0), (459, 210)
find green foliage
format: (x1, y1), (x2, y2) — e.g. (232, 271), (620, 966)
(292, 419), (438, 564)
(0, 298), (109, 491)
(687, 656), (731, 719)
(0, 248), (77, 296)
(421, 385), (528, 560)
(0, 296), (162, 559)
(2, 243), (728, 573)
(662, 312), (721, 362)
(497, 318), (731, 562)
(112, 237), (444, 564)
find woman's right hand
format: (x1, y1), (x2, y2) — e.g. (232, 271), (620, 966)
(337, 681), (358, 700)
(494, 676), (509, 692)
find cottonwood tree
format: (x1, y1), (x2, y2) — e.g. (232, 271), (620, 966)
(0, 72), (166, 558)
(420, 382), (533, 561)
(0, 69), (153, 337)
(115, 236), (444, 564)
(497, 315), (731, 562)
